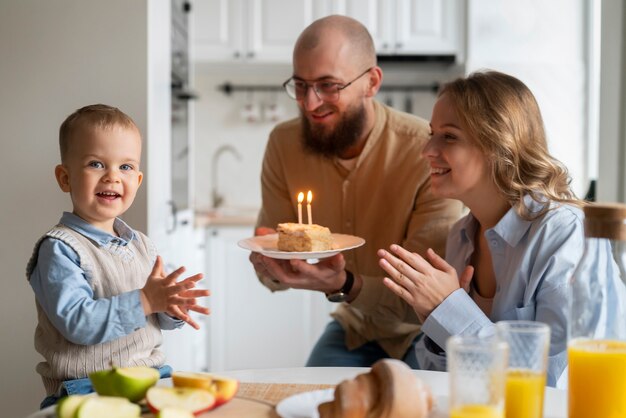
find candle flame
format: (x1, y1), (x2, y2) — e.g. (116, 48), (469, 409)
(297, 192), (304, 203)
(307, 190), (313, 203)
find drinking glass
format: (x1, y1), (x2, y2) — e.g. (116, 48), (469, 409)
(496, 321), (550, 418)
(447, 335), (509, 418)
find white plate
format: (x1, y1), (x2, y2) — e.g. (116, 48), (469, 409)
(275, 388), (333, 418)
(276, 389), (449, 418)
(237, 233), (366, 260)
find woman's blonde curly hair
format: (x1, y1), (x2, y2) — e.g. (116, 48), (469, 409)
(439, 70), (583, 219)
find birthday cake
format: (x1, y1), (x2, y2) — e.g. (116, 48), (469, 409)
(277, 223), (333, 252)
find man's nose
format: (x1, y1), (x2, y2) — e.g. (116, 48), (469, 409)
(301, 85), (323, 111)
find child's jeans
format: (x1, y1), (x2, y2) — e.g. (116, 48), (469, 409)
(39, 364), (172, 409)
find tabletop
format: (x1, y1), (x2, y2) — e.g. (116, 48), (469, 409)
(25, 367), (567, 418)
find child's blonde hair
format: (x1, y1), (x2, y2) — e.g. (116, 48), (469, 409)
(59, 104), (138, 162)
(439, 70), (582, 219)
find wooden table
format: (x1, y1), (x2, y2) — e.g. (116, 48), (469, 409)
(25, 367), (567, 418)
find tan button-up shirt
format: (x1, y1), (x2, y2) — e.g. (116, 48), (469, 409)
(257, 101), (463, 359)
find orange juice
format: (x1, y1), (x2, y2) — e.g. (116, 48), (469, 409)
(568, 339), (626, 418)
(504, 369), (545, 418)
(450, 404), (503, 418)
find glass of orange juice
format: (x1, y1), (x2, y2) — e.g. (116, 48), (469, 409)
(447, 335), (508, 418)
(496, 321), (550, 418)
(568, 339), (626, 418)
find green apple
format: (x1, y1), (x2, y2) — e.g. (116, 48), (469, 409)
(157, 407), (195, 418)
(74, 396), (140, 418)
(146, 387), (216, 415)
(89, 366), (160, 402)
(55, 394), (86, 418)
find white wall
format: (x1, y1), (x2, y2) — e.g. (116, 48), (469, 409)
(0, 1), (151, 416)
(598, 0), (626, 202)
(466, 0), (589, 197)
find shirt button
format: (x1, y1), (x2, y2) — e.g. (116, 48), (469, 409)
(346, 221), (352, 228)
(490, 239), (498, 247)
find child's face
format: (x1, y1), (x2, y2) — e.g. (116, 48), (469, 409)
(55, 125), (143, 233)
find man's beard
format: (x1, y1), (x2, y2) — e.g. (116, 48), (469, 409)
(301, 102), (366, 158)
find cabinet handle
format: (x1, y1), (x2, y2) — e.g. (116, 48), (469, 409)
(395, 42), (403, 49)
(166, 200), (178, 234)
(246, 51), (255, 58)
(233, 51), (241, 59)
(382, 43), (389, 50)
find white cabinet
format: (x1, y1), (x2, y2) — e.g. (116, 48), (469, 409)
(192, 0), (462, 64)
(160, 216), (209, 372)
(323, 0), (463, 57)
(204, 226), (333, 371)
(192, 0), (314, 63)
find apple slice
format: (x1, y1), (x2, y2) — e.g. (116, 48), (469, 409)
(74, 396), (140, 418)
(172, 371), (239, 407)
(171, 371), (214, 391)
(56, 394), (87, 418)
(146, 387), (216, 415)
(212, 376), (239, 406)
(89, 366), (160, 402)
(157, 407), (195, 418)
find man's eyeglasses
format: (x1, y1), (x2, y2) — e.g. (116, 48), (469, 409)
(282, 67), (373, 102)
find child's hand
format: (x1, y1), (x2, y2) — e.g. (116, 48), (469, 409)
(140, 256), (208, 323)
(166, 283), (211, 330)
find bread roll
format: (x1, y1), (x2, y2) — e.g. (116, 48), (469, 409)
(318, 359), (433, 418)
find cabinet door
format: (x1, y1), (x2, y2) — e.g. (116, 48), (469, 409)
(246, 0), (314, 62)
(334, 0), (392, 54)
(206, 226), (333, 371)
(192, 0), (244, 61)
(395, 0), (461, 55)
(160, 210), (210, 372)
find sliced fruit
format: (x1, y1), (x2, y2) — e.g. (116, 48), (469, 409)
(56, 394), (86, 418)
(89, 366), (160, 402)
(74, 396), (140, 418)
(212, 376), (239, 406)
(171, 371), (239, 406)
(146, 387), (216, 415)
(171, 371), (214, 391)
(157, 407), (195, 418)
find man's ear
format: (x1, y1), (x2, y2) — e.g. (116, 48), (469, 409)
(54, 164), (71, 193)
(365, 66), (383, 98)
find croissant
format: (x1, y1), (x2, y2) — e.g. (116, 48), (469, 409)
(318, 359), (433, 418)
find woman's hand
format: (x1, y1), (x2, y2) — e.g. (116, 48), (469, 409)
(378, 245), (473, 322)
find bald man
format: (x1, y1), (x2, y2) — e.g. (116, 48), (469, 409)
(249, 15), (463, 367)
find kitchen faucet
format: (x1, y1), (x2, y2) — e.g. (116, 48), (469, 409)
(211, 144), (242, 209)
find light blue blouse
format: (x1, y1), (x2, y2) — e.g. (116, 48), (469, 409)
(416, 197), (617, 388)
(29, 212), (182, 346)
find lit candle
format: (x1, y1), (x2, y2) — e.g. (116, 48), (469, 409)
(307, 190), (313, 225)
(297, 192), (304, 224)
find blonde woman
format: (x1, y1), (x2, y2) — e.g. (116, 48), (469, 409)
(378, 71), (617, 387)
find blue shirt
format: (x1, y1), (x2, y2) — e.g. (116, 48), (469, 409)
(416, 198), (615, 388)
(29, 212), (182, 346)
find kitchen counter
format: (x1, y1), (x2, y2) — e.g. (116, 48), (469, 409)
(195, 207), (259, 227)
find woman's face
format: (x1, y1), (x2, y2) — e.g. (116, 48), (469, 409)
(422, 93), (492, 205)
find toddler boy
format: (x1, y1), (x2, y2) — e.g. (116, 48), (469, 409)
(26, 104), (210, 408)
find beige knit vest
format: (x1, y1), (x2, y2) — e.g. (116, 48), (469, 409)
(26, 224), (165, 396)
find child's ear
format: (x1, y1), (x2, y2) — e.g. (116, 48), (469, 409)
(54, 164), (71, 193)
(137, 170), (144, 187)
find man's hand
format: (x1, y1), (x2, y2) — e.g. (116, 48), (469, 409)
(253, 252), (347, 293)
